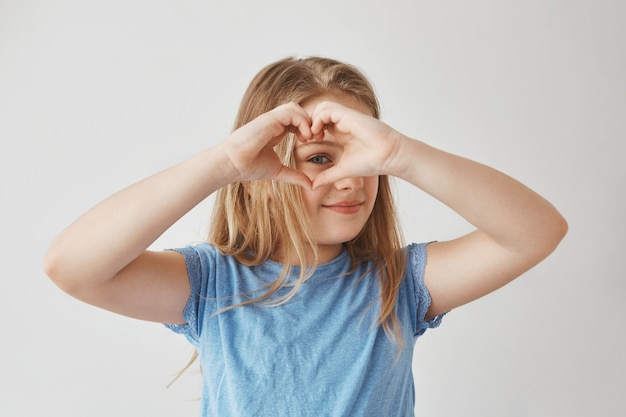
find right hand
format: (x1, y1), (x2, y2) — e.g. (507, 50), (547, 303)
(220, 102), (318, 188)
(43, 104), (322, 325)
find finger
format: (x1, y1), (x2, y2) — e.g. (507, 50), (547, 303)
(275, 102), (314, 141)
(273, 166), (313, 189)
(311, 166), (350, 190)
(293, 125), (325, 142)
(290, 124), (318, 143)
(292, 116), (314, 141)
(310, 111), (333, 136)
(310, 103), (344, 136)
(310, 128), (325, 141)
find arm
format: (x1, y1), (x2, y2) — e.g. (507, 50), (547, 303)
(309, 101), (568, 320)
(392, 140), (568, 319)
(43, 103), (315, 323)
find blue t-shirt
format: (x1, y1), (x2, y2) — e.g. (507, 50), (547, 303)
(166, 242), (443, 417)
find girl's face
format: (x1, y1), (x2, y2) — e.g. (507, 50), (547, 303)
(294, 94), (379, 263)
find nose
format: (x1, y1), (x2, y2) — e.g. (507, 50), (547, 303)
(334, 176), (364, 191)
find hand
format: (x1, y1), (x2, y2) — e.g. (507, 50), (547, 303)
(308, 101), (405, 189)
(220, 102), (319, 188)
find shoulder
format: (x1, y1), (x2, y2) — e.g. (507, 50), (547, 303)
(404, 242), (432, 280)
(172, 241), (220, 257)
(397, 242), (445, 335)
(169, 242), (233, 291)
(397, 242), (432, 306)
(171, 242), (230, 269)
(173, 243), (281, 290)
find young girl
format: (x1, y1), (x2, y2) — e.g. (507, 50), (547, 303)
(44, 56), (567, 416)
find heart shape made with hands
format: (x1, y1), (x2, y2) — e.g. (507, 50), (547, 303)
(227, 98), (397, 190)
(284, 102), (394, 189)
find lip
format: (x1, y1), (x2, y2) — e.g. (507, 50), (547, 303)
(322, 200), (364, 214)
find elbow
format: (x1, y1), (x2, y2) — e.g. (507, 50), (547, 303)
(43, 245), (58, 282)
(534, 211), (569, 260)
(43, 246), (66, 289)
(549, 212), (568, 250)
(43, 241), (116, 301)
(43, 245), (81, 296)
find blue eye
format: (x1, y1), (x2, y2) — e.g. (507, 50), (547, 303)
(308, 155), (331, 164)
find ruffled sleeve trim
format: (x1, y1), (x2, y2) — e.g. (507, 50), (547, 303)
(408, 242), (447, 337)
(163, 246), (202, 344)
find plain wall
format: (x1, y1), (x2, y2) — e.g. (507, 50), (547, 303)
(1, 1), (624, 416)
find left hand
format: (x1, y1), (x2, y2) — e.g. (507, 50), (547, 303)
(308, 101), (406, 188)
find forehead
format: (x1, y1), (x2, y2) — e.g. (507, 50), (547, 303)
(295, 140), (342, 154)
(300, 93), (373, 115)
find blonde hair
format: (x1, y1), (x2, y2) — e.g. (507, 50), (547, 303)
(170, 57), (408, 385)
(210, 56), (407, 345)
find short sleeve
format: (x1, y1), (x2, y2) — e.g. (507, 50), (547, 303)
(407, 242), (446, 337)
(163, 246), (203, 344)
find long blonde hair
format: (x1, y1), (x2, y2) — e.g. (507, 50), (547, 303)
(209, 56), (407, 345)
(170, 57), (408, 385)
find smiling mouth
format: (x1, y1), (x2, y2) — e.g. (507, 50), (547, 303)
(322, 201), (364, 214)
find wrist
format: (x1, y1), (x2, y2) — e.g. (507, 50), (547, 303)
(183, 143), (242, 191)
(384, 133), (418, 179)
(214, 142), (243, 182)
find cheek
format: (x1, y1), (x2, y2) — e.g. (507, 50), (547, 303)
(363, 177), (380, 214)
(300, 187), (328, 212)
(298, 164), (328, 181)
(365, 176), (379, 197)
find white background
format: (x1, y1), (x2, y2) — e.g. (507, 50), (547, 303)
(1, 1), (624, 416)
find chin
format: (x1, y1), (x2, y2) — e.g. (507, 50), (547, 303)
(320, 234), (360, 246)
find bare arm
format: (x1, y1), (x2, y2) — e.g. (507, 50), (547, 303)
(43, 103), (315, 323)
(43, 147), (236, 323)
(392, 139), (568, 319)
(309, 101), (568, 320)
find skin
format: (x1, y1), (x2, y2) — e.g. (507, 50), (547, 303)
(293, 95), (379, 264)
(43, 95), (567, 325)
(307, 96), (568, 319)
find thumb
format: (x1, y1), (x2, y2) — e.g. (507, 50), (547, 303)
(311, 166), (350, 190)
(273, 166), (313, 189)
